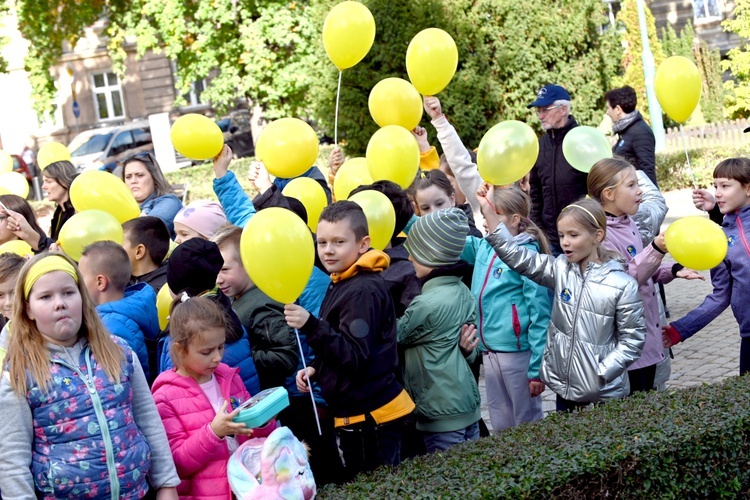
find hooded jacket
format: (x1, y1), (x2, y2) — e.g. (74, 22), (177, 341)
(486, 223), (646, 402)
(383, 239), (422, 318)
(529, 116), (589, 249)
(151, 364), (276, 500)
(97, 282), (159, 381)
(299, 250), (405, 417)
(397, 267), (481, 433)
(669, 204), (750, 340)
(460, 233), (551, 380)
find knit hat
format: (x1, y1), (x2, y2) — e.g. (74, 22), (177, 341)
(167, 238), (223, 296)
(404, 208), (469, 267)
(173, 200), (228, 239)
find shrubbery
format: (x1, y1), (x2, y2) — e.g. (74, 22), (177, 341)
(320, 376), (750, 498)
(655, 145), (749, 191)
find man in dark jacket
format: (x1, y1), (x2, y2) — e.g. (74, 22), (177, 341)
(606, 85), (658, 187)
(527, 84), (588, 255)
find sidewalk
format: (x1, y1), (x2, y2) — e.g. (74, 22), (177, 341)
(479, 188), (738, 427)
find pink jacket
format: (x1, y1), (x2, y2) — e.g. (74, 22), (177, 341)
(152, 364), (276, 500)
(604, 214), (675, 370)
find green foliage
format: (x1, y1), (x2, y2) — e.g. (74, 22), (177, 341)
(312, 0), (619, 155)
(724, 0), (750, 118)
(660, 22), (725, 124)
(321, 376), (750, 498)
(655, 144), (748, 191)
(614, 0), (665, 121)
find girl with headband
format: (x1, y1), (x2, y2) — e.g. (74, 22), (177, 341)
(0, 253), (180, 499)
(478, 187), (647, 412)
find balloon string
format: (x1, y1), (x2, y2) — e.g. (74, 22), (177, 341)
(679, 124), (697, 190)
(295, 328), (322, 436)
(334, 70), (342, 146)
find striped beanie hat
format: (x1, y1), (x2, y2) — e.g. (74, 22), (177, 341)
(404, 208), (469, 267)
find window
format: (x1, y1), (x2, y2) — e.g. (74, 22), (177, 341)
(91, 71), (124, 121)
(184, 79), (207, 107)
(693, 0), (722, 21)
(110, 131), (134, 155)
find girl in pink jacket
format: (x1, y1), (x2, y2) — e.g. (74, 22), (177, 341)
(152, 296), (276, 499)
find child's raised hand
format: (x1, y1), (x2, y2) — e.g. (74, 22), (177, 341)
(248, 161), (273, 193)
(284, 303), (310, 329)
(411, 126), (431, 153)
(210, 400), (254, 438)
(213, 144), (233, 178)
(328, 146), (345, 177)
(653, 233), (668, 253)
(676, 268), (706, 281)
(296, 367), (316, 393)
(692, 188), (715, 211)
(459, 324), (479, 355)
(423, 96), (442, 120)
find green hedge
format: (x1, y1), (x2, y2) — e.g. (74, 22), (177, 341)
(656, 145), (749, 192)
(320, 376), (750, 498)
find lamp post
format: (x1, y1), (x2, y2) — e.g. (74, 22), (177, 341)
(635, 0), (666, 152)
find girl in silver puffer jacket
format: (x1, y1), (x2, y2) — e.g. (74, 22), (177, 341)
(478, 187), (646, 412)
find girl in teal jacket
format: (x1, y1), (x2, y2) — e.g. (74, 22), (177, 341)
(460, 187), (551, 431)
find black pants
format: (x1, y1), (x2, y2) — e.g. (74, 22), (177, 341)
(337, 415), (405, 482)
(628, 364), (657, 394)
(555, 394), (592, 413)
(740, 337), (750, 376)
(277, 396), (343, 486)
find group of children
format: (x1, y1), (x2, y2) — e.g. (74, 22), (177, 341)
(1, 105), (750, 498)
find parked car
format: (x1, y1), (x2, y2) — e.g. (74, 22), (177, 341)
(216, 110), (254, 158)
(10, 154), (33, 182)
(68, 121), (153, 173)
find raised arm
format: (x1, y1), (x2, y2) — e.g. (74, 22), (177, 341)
(631, 170), (667, 246)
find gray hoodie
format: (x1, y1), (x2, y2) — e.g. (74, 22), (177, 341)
(0, 337), (180, 498)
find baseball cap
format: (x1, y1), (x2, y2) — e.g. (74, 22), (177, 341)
(527, 84), (571, 108)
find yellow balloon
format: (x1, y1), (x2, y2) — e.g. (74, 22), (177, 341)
(240, 208), (314, 304)
(665, 216), (727, 271)
(349, 190), (396, 251)
(406, 28), (458, 96)
(156, 283), (172, 330)
(562, 126), (613, 173)
(0, 172), (29, 199)
(38, 142), (71, 170)
(323, 1), (376, 70)
(655, 56), (702, 123)
(170, 113), (224, 160)
(366, 126), (420, 189)
(0, 150), (13, 174)
(256, 118), (319, 179)
(69, 170), (140, 224)
(333, 157), (373, 201)
(0, 240), (32, 257)
(368, 78), (423, 130)
(282, 177), (328, 232)
(477, 121), (539, 185)
(57, 210), (124, 262)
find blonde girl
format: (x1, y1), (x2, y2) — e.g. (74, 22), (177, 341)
(459, 187), (551, 430)
(479, 190), (647, 412)
(0, 253), (178, 499)
(588, 158), (702, 393)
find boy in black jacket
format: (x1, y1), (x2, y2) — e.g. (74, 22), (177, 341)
(284, 201), (414, 481)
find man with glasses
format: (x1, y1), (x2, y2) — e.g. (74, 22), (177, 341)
(527, 84), (588, 255)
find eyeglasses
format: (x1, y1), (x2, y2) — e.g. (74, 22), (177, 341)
(536, 104), (562, 116)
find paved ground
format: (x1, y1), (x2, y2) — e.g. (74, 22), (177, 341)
(479, 188), (739, 428)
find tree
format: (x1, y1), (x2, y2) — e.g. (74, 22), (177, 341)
(614, 0), (665, 122)
(723, 0), (750, 118)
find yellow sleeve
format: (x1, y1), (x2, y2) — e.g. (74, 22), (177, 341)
(419, 146), (439, 171)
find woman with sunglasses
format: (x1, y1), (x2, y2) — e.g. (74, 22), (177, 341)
(121, 152), (183, 238)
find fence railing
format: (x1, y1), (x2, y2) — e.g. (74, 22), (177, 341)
(664, 118), (750, 151)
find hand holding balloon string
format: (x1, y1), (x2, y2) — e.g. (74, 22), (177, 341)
(411, 127), (431, 154)
(248, 161), (273, 194)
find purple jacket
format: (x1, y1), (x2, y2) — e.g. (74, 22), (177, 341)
(604, 214), (674, 370)
(672, 205), (750, 339)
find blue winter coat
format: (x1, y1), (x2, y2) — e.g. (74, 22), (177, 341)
(672, 204), (750, 339)
(460, 233), (551, 379)
(97, 282), (159, 381)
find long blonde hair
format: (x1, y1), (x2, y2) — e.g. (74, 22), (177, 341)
(587, 158), (635, 203)
(4, 253), (124, 395)
(557, 198), (621, 263)
(168, 296), (227, 371)
(492, 187), (550, 255)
